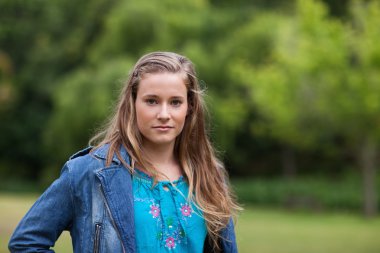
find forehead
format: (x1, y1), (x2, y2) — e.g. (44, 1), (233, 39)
(137, 72), (187, 96)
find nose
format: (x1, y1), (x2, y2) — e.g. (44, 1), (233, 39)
(157, 104), (170, 120)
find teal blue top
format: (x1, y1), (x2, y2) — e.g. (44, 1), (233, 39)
(133, 169), (207, 252)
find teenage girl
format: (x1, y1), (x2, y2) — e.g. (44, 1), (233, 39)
(9, 52), (240, 253)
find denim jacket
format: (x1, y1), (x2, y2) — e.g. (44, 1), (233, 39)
(9, 145), (238, 253)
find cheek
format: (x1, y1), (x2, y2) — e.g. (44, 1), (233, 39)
(176, 107), (189, 125)
(135, 103), (149, 129)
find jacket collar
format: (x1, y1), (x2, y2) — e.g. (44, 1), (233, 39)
(92, 144), (131, 166)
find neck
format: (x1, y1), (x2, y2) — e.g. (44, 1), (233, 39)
(142, 142), (176, 165)
(140, 141), (182, 181)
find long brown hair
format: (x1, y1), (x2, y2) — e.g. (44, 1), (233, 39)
(90, 51), (240, 250)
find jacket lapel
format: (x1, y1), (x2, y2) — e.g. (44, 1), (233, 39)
(96, 166), (135, 252)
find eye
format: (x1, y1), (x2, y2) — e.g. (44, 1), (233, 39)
(171, 99), (183, 107)
(145, 98), (158, 105)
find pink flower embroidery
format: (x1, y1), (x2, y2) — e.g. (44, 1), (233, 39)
(149, 203), (160, 218)
(165, 236), (176, 249)
(180, 203), (192, 217)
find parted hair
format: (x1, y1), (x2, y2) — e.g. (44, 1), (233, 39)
(90, 51), (240, 251)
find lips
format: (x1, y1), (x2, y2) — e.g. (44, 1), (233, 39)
(152, 125), (173, 130)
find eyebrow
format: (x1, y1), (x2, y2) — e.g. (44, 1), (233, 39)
(142, 94), (159, 98)
(142, 94), (185, 99)
(170, 96), (185, 100)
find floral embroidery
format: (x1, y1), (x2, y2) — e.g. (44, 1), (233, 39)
(165, 236), (176, 249)
(166, 217), (174, 229)
(180, 203), (192, 217)
(178, 227), (186, 238)
(149, 203), (160, 218)
(156, 232), (163, 240)
(134, 173), (203, 251)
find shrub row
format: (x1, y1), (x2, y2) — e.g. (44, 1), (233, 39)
(232, 173), (380, 212)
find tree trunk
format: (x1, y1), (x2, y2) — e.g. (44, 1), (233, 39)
(282, 146), (297, 180)
(358, 138), (378, 217)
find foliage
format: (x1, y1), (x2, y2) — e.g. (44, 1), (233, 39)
(1, 0), (380, 188)
(232, 0), (380, 148)
(43, 59), (134, 169)
(0, 0), (119, 179)
(234, 172), (380, 211)
(230, 0), (380, 214)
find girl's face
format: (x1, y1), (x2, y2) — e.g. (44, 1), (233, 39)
(135, 72), (188, 149)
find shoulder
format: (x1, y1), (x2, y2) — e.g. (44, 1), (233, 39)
(64, 146), (101, 175)
(64, 144), (131, 176)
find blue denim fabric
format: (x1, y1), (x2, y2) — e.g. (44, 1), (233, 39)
(8, 145), (238, 253)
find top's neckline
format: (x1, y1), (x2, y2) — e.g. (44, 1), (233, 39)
(133, 168), (184, 185)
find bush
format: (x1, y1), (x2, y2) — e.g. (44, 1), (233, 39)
(232, 172), (380, 212)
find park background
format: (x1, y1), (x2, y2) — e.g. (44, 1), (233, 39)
(1, 0), (380, 252)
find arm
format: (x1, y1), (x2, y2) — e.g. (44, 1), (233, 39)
(8, 164), (74, 253)
(220, 218), (238, 253)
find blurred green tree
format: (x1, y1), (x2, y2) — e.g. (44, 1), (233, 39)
(0, 0), (118, 179)
(42, 58), (133, 182)
(1, 0), (378, 211)
(232, 0), (380, 216)
(43, 0), (213, 173)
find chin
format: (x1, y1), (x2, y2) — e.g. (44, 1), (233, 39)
(146, 137), (176, 146)
(156, 139), (176, 145)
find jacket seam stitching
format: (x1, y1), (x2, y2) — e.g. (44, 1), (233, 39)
(65, 161), (82, 249)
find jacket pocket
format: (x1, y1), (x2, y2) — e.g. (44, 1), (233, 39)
(94, 223), (102, 253)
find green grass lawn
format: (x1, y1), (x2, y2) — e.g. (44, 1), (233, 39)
(237, 206), (380, 253)
(1, 193), (380, 253)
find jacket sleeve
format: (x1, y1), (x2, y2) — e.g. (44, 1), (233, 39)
(8, 164), (74, 253)
(220, 218), (238, 253)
